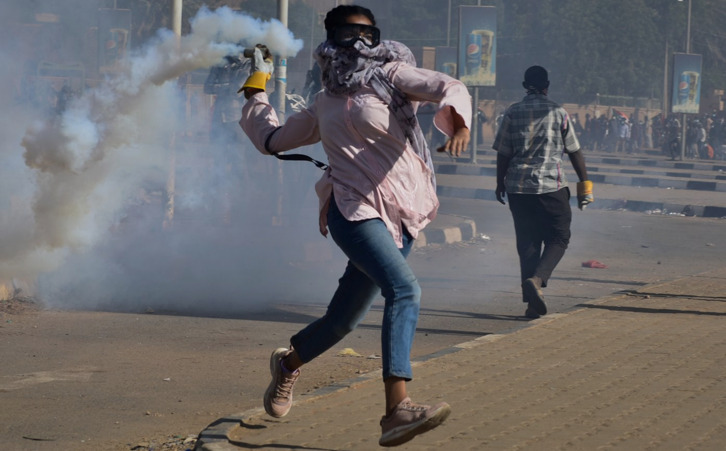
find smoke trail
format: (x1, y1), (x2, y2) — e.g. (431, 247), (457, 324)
(0, 53), (65, 283)
(138, 6), (304, 87)
(6, 7), (339, 313)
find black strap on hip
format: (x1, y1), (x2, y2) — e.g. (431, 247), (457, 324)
(265, 127), (329, 171)
(272, 152), (328, 170)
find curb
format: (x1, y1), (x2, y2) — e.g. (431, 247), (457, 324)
(435, 163), (726, 192)
(436, 185), (726, 218)
(587, 173), (726, 192)
(434, 155), (726, 173)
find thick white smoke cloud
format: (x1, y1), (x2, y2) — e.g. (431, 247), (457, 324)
(138, 6), (304, 87)
(4, 6), (341, 313)
(0, 51), (65, 282)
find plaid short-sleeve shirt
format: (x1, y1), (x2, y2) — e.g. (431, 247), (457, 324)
(492, 93), (581, 194)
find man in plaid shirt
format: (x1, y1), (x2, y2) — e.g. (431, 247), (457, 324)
(492, 65), (593, 319)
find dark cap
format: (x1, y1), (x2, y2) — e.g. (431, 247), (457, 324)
(523, 65), (549, 91)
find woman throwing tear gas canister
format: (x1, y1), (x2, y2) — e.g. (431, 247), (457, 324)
(239, 4), (471, 447)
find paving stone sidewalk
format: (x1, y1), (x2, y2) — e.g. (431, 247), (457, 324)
(196, 268), (726, 450)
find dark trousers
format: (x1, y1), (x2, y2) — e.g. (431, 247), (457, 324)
(508, 188), (572, 296)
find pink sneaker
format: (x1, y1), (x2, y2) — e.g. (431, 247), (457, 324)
(379, 397), (451, 447)
(263, 348), (300, 418)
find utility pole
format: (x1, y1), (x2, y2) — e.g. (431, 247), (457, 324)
(276, 0), (288, 120)
(470, 0), (482, 163)
(164, 0), (183, 228)
(446, 0), (451, 47)
(663, 41), (669, 117)
(172, 0), (182, 36)
(272, 0), (288, 226)
(685, 0), (692, 53)
(680, 0), (692, 161)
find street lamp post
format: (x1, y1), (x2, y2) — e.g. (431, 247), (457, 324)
(685, 0), (692, 53)
(470, 0), (483, 163)
(276, 0), (288, 119)
(447, 0), (451, 47)
(679, 0), (692, 160)
(164, 0), (183, 228)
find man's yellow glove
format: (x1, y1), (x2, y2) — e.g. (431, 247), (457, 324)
(576, 180), (594, 210)
(238, 45), (274, 93)
(241, 71), (271, 91)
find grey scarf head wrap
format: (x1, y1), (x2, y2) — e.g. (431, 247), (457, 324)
(314, 40), (436, 188)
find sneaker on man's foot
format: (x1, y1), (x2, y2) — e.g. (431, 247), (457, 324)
(522, 278), (547, 317)
(263, 347), (299, 418)
(379, 397), (451, 447)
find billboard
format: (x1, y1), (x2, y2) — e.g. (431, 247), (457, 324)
(457, 6), (496, 87)
(434, 47), (457, 78)
(671, 53), (702, 114)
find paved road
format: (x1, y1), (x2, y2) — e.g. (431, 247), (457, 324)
(3, 195), (724, 450)
(415, 197), (725, 338)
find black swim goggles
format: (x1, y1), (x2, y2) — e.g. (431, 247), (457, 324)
(328, 24), (381, 49)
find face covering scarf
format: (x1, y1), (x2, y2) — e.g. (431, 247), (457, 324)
(314, 39), (436, 189)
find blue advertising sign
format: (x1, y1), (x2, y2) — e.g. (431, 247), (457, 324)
(434, 47), (457, 79)
(671, 53), (702, 114)
(98, 8), (132, 74)
(458, 6), (496, 87)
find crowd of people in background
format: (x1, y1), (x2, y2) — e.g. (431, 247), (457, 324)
(19, 65), (726, 164)
(576, 109), (726, 161)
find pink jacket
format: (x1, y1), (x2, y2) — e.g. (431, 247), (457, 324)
(240, 61), (471, 247)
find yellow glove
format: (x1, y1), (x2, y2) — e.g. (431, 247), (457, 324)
(576, 180), (594, 210)
(238, 45), (274, 94)
(240, 71), (271, 91)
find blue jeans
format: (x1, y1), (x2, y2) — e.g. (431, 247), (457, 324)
(290, 198), (421, 380)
